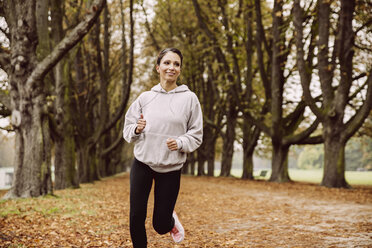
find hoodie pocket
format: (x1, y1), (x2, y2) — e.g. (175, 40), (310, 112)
(141, 132), (183, 165)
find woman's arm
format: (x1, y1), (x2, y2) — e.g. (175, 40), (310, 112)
(123, 97), (142, 143)
(176, 94), (203, 153)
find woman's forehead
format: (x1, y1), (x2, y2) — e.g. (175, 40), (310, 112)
(161, 52), (181, 62)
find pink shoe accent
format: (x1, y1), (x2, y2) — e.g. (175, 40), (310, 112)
(170, 211), (185, 243)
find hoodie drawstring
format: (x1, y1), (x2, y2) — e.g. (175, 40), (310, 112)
(169, 92), (176, 116)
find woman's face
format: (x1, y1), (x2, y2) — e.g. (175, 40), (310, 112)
(156, 51), (181, 83)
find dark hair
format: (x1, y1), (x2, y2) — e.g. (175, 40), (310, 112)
(156, 48), (183, 67)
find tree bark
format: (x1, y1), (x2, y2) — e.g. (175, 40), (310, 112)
(3, 0), (106, 199)
(197, 150), (206, 176)
(205, 126), (217, 177)
(270, 142), (290, 182)
(321, 127), (348, 187)
(52, 0), (79, 190)
(242, 126), (259, 180)
(95, 6), (111, 178)
(241, 0), (259, 180)
(220, 103), (237, 177)
(3, 1), (52, 199)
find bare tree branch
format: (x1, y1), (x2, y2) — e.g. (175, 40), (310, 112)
(140, 0), (160, 51)
(317, 0), (334, 107)
(284, 118), (321, 145)
(0, 46), (10, 73)
(0, 90), (11, 110)
(101, 0), (134, 135)
(344, 70), (372, 140)
(25, 0), (106, 92)
(293, 0), (323, 118)
(0, 26), (10, 40)
(101, 131), (124, 157)
(254, 0), (271, 97)
(0, 125), (14, 132)
(295, 135), (323, 145)
(243, 111), (271, 137)
(355, 19), (372, 35)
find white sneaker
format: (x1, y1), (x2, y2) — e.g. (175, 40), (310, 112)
(170, 211), (185, 243)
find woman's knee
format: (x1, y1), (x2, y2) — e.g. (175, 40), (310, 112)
(152, 215), (173, 235)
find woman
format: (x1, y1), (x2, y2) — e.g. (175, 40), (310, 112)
(123, 48), (203, 247)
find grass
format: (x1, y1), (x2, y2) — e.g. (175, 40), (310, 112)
(226, 169), (372, 185)
(0, 184), (99, 218)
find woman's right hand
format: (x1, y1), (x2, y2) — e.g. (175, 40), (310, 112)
(135, 114), (146, 134)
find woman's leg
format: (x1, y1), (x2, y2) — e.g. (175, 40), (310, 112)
(152, 169), (181, 234)
(130, 159), (154, 248)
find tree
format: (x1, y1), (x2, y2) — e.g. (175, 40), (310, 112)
(242, 0), (322, 183)
(294, 0), (372, 187)
(1, 0), (106, 199)
(140, 0), (225, 176)
(192, 0), (243, 177)
(50, 0), (79, 190)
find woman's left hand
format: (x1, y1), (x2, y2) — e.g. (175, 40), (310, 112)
(166, 138), (178, 151)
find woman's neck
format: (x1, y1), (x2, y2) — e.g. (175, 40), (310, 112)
(160, 80), (177, 92)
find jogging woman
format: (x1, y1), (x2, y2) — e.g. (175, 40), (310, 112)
(123, 47), (203, 247)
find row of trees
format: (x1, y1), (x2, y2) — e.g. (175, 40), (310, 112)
(138, 0), (372, 188)
(0, 0), (371, 199)
(0, 0), (137, 198)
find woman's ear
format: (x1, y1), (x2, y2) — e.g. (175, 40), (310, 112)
(155, 65), (159, 73)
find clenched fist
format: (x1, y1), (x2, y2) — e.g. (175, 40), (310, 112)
(135, 114), (146, 134)
(166, 138), (178, 151)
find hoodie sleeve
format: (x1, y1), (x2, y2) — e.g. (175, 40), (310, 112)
(123, 96), (141, 143)
(177, 94), (203, 153)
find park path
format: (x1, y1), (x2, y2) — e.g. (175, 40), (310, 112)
(1, 173), (371, 247)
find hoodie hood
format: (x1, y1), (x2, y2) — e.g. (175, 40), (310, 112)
(151, 83), (190, 93)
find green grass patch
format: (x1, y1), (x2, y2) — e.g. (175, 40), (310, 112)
(289, 169), (372, 185)
(0, 207), (21, 217)
(345, 171), (372, 185)
(227, 169), (372, 185)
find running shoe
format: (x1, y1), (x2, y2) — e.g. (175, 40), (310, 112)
(170, 211), (185, 243)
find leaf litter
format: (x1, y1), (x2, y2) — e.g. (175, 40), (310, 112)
(0, 173), (371, 247)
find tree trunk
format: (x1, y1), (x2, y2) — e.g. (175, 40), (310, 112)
(205, 126), (217, 176)
(77, 144), (90, 183)
(51, 0), (78, 190)
(187, 152), (196, 175)
(220, 105), (237, 177)
(196, 149), (206, 176)
(242, 152), (254, 180)
(6, 101), (53, 198)
(54, 131), (78, 189)
(242, 125), (260, 180)
(321, 125), (349, 188)
(95, 5), (112, 178)
(269, 142), (290, 182)
(181, 157), (190, 174)
(3, 1), (53, 199)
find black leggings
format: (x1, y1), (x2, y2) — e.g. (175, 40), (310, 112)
(130, 158), (181, 248)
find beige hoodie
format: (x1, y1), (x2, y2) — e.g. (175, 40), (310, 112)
(123, 84), (203, 172)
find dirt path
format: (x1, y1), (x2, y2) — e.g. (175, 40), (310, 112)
(1, 173), (371, 247)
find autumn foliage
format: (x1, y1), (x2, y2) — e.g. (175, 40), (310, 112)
(1, 174), (371, 247)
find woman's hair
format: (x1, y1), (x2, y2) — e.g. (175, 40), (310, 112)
(156, 48), (183, 67)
